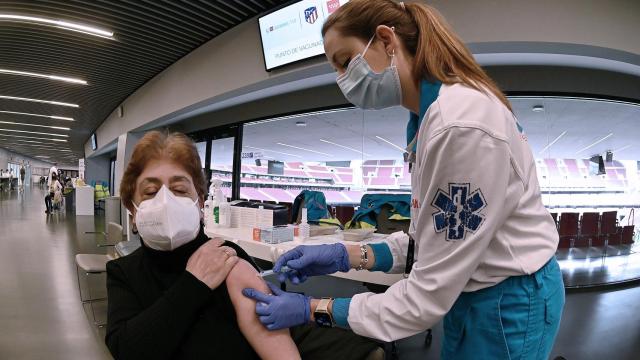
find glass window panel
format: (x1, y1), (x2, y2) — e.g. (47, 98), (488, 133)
(240, 106), (413, 228)
(512, 96), (640, 270)
(195, 141), (206, 169)
(241, 108), (372, 208)
(210, 137), (235, 200)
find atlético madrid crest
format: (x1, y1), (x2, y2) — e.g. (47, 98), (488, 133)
(305, 6), (318, 24)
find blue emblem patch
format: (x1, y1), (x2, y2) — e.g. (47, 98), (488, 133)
(431, 183), (486, 241)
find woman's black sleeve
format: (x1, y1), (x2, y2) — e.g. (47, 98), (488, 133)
(105, 260), (211, 360)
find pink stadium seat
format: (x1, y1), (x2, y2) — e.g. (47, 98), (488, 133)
(340, 174), (353, 183)
(257, 188), (290, 203)
(307, 172), (332, 179)
(544, 159), (560, 177)
(325, 191), (347, 204)
(307, 165), (328, 172)
(563, 159), (582, 179)
(284, 169), (306, 177)
(239, 187), (267, 201)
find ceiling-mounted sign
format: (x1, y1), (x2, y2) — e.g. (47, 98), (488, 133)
(258, 0), (349, 71)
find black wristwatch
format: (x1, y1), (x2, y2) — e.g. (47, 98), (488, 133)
(314, 298), (334, 328)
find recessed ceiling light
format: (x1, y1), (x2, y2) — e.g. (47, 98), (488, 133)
(0, 14), (115, 39)
(0, 69), (87, 85)
(277, 142), (333, 157)
(532, 105), (545, 112)
(538, 131), (567, 155)
(612, 144), (632, 153)
(295, 121), (307, 127)
(3, 140), (73, 150)
(375, 136), (407, 153)
(0, 133), (66, 142)
(245, 108), (354, 126)
(36, 156), (50, 158)
(0, 95), (79, 108)
(0, 121), (70, 130)
(576, 133), (613, 154)
(243, 146), (302, 158)
(0, 110), (74, 121)
(319, 139), (371, 156)
(0, 128), (68, 137)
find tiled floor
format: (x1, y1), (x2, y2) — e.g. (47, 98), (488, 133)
(0, 187), (111, 360)
(2, 186), (639, 359)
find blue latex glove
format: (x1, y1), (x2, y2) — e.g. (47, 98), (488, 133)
(242, 282), (311, 331)
(274, 243), (350, 284)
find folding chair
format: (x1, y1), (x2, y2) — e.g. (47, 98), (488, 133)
(76, 222), (123, 327)
(577, 212), (599, 247)
(75, 253), (114, 327)
(599, 211), (618, 246)
(558, 213), (579, 248)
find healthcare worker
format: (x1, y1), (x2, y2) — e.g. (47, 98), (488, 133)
(243, 1), (565, 359)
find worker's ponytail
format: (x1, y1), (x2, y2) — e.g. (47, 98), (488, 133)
(322, 0), (512, 112)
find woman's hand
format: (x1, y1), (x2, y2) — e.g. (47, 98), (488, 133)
(186, 239), (238, 289)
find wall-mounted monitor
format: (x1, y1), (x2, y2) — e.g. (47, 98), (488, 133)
(258, 0), (349, 71)
(268, 160), (284, 175)
(90, 133), (97, 151)
(589, 155), (606, 175)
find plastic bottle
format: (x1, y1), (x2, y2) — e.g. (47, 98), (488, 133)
(211, 180), (222, 227)
(299, 207), (310, 241)
(217, 186), (230, 228)
(204, 194), (214, 229)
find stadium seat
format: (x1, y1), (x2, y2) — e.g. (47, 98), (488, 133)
(577, 212), (599, 247)
(621, 225), (635, 245)
(558, 212), (579, 248)
(598, 211), (618, 246)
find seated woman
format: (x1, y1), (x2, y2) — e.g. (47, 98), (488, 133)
(106, 131), (379, 360)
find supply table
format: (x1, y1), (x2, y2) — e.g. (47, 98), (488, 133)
(204, 227), (404, 286)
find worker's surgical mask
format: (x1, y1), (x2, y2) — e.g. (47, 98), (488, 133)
(134, 185), (200, 251)
(336, 32), (402, 110)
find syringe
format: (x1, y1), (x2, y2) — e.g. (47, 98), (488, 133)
(257, 266), (291, 278)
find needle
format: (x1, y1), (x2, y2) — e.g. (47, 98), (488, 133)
(257, 266), (291, 278)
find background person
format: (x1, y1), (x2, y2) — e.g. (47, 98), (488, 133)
(19, 163), (25, 192)
(244, 1), (564, 359)
(45, 173), (62, 214)
(47, 162), (57, 187)
(8, 169), (14, 191)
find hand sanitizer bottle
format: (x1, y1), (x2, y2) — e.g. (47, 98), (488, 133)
(217, 186), (230, 228)
(204, 194), (214, 229)
(299, 207), (310, 241)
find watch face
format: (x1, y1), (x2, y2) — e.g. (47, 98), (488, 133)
(315, 313), (332, 328)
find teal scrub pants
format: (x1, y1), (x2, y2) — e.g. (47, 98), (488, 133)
(441, 257), (565, 360)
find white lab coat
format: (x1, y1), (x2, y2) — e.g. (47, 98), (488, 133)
(347, 83), (558, 342)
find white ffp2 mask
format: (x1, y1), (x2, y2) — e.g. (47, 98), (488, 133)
(134, 185), (201, 251)
(336, 33), (402, 110)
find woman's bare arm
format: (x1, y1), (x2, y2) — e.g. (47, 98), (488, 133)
(226, 260), (300, 360)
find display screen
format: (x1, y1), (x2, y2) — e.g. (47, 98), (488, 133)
(90, 133), (97, 151)
(589, 155), (606, 175)
(258, 0), (349, 70)
(268, 160), (284, 175)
